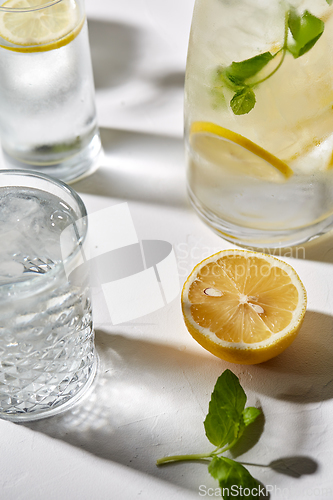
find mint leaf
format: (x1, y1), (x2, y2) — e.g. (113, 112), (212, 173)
(204, 370), (247, 448)
(157, 370), (266, 495)
(209, 457), (261, 499)
(326, 0), (333, 5)
(233, 407), (261, 444)
(242, 407), (261, 427)
(230, 88), (256, 115)
(288, 9), (301, 40)
(225, 52), (273, 82)
(287, 10), (324, 58)
(211, 6), (329, 114)
(214, 68), (242, 91)
(214, 52), (273, 94)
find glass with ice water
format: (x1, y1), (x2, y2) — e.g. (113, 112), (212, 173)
(0, 0), (101, 183)
(185, 0), (333, 248)
(0, 170), (96, 421)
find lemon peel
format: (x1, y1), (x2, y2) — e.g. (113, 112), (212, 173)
(190, 121), (293, 182)
(0, 0), (82, 52)
(181, 249), (307, 364)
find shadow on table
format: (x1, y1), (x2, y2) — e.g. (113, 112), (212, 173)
(74, 127), (188, 208)
(240, 310), (333, 403)
(88, 18), (185, 95)
(80, 18), (188, 207)
(231, 415), (317, 478)
(127, 68), (186, 115)
(251, 229), (333, 264)
(88, 19), (140, 90)
(21, 329), (318, 492)
(22, 331), (219, 492)
(291, 230), (333, 264)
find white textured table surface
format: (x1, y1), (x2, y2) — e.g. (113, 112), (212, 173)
(1, 1), (333, 499)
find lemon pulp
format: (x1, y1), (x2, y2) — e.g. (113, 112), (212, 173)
(181, 250), (307, 364)
(0, 0), (82, 52)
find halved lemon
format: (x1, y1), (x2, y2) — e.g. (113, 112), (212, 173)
(181, 249), (306, 364)
(0, 0), (82, 52)
(189, 121), (293, 182)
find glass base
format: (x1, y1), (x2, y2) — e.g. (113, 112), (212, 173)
(188, 189), (333, 249)
(1, 131), (103, 184)
(0, 353), (98, 423)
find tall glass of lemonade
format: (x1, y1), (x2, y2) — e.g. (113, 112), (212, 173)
(0, 0), (101, 183)
(185, 0), (333, 247)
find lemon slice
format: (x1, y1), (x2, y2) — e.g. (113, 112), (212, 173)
(0, 0), (82, 52)
(181, 249), (307, 365)
(190, 121), (293, 182)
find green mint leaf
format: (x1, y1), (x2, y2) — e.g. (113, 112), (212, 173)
(326, 0), (333, 5)
(225, 52), (273, 82)
(225, 72), (245, 88)
(288, 8), (301, 40)
(209, 457), (261, 499)
(231, 407), (260, 445)
(287, 10), (324, 58)
(214, 68), (242, 91)
(230, 88), (256, 115)
(204, 370), (247, 448)
(242, 407), (261, 427)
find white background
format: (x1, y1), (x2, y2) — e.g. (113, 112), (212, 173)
(1, 0), (333, 499)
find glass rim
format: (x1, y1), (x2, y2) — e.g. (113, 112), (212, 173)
(0, 168), (88, 295)
(0, 0), (63, 13)
(0, 168), (87, 219)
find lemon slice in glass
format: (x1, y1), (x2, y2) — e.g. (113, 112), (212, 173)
(190, 121), (293, 182)
(181, 249), (307, 365)
(0, 0), (82, 52)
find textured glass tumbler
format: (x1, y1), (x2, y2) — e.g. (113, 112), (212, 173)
(0, 170), (96, 421)
(0, 0), (102, 183)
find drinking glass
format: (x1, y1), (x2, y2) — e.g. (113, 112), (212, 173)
(185, 0), (333, 248)
(0, 170), (96, 421)
(0, 0), (101, 183)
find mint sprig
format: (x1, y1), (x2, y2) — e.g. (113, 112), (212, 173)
(214, 6), (328, 115)
(287, 9), (324, 58)
(225, 52), (274, 83)
(204, 368), (255, 449)
(157, 369), (262, 498)
(209, 457), (261, 500)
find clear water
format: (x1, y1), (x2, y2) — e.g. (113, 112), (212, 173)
(0, 187), (95, 420)
(0, 21), (101, 183)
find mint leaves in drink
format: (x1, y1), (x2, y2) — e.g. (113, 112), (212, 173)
(157, 369), (262, 498)
(214, 6), (328, 115)
(225, 52), (274, 83)
(287, 9), (324, 58)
